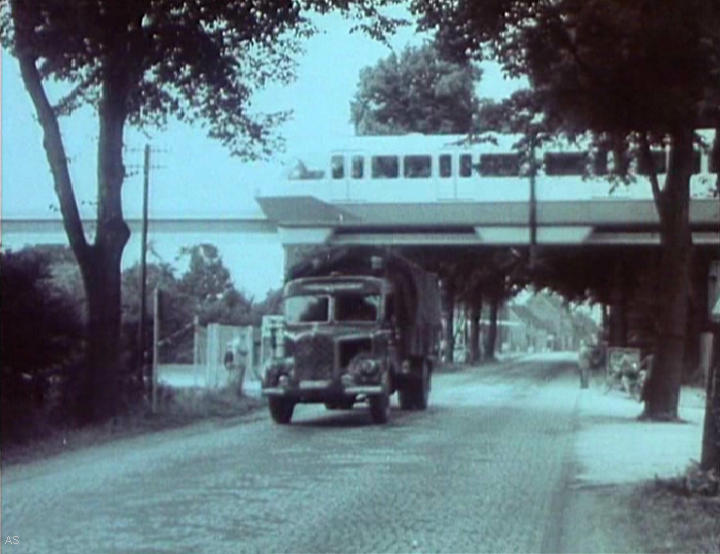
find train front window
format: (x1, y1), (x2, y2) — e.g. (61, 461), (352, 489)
(404, 155), (432, 178)
(439, 154), (452, 178)
(372, 156), (399, 178)
(351, 156), (364, 179)
(331, 155), (345, 179)
(459, 154), (473, 177)
(285, 296), (329, 323)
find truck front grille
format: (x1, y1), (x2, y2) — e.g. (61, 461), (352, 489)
(295, 333), (334, 380)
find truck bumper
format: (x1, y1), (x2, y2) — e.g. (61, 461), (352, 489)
(262, 380), (384, 399)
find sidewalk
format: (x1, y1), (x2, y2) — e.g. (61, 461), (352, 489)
(574, 377), (705, 486)
(562, 370), (708, 553)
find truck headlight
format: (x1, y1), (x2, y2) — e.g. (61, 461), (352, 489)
(349, 356), (379, 376)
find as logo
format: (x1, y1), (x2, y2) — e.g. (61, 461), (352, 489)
(5, 536), (20, 545)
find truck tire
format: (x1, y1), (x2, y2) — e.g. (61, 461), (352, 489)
(414, 361), (430, 410)
(369, 392), (390, 424)
(398, 389), (414, 410)
(268, 397), (295, 424)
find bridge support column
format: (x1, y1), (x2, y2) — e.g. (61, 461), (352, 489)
(440, 279), (456, 364)
(609, 259), (629, 347)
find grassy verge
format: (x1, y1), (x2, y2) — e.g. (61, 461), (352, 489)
(629, 476), (720, 554)
(1, 386), (266, 467)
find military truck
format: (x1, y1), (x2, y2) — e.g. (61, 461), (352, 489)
(262, 247), (442, 424)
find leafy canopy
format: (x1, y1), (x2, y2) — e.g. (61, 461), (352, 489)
(351, 42), (482, 135)
(2, 0), (406, 158)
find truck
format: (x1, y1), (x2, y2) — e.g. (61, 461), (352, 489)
(261, 246), (442, 424)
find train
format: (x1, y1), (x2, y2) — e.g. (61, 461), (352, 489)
(258, 131), (718, 203)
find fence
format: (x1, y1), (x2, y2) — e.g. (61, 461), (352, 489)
(155, 315), (258, 392)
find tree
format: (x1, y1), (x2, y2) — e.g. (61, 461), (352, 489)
(1, 0), (400, 423)
(350, 42), (482, 135)
(177, 244), (252, 325)
(412, 0), (720, 424)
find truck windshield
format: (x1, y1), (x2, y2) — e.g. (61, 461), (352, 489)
(285, 295), (329, 323)
(335, 294), (380, 322)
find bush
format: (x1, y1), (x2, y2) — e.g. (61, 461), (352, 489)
(1, 249), (84, 443)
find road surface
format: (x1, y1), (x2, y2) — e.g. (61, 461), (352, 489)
(3, 355), (618, 553)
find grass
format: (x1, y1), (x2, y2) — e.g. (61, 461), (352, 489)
(1, 385), (266, 467)
(628, 474), (720, 554)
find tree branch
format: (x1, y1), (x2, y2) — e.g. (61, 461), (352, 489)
(14, 50), (91, 264)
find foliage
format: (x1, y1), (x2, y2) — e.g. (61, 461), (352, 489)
(1, 249), (84, 442)
(411, 0), (720, 423)
(177, 244), (252, 325)
(1, 0), (404, 422)
(350, 42), (482, 135)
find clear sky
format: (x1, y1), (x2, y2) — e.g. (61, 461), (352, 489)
(1, 9), (524, 298)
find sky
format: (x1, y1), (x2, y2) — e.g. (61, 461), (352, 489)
(1, 9), (524, 298)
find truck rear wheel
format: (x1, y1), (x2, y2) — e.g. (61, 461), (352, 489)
(268, 397), (295, 424)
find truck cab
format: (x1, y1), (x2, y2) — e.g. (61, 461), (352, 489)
(262, 249), (440, 425)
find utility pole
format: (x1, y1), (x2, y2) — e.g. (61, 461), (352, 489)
(138, 144), (150, 395)
(152, 287), (161, 414)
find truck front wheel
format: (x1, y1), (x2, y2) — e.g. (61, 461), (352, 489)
(268, 397), (295, 424)
(399, 359), (430, 410)
(369, 392), (390, 424)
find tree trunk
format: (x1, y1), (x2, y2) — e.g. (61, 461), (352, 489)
(75, 76), (131, 423)
(441, 279), (455, 363)
(484, 294), (500, 361)
(643, 129), (693, 420)
(468, 292), (482, 364)
(700, 325), (719, 472)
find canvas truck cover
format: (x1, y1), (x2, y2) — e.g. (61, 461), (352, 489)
(288, 246), (442, 356)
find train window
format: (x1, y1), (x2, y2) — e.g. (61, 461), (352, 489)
(459, 154), (473, 177)
(592, 150), (608, 175)
(331, 155), (345, 179)
(544, 152), (588, 175)
(404, 155), (432, 178)
(712, 142), (720, 173)
(439, 154), (452, 178)
(479, 154), (521, 176)
(351, 155), (364, 179)
(372, 156), (399, 178)
(636, 150), (667, 175)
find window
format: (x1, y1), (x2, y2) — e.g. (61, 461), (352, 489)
(592, 150), (608, 176)
(479, 153), (521, 176)
(331, 155), (345, 179)
(636, 150), (667, 175)
(459, 154), (473, 177)
(285, 296), (329, 323)
(403, 155), (432, 178)
(439, 154), (452, 178)
(544, 152), (589, 175)
(351, 155), (364, 179)
(335, 294), (380, 322)
(371, 156), (399, 178)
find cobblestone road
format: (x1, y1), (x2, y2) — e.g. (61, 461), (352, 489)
(3, 356), (584, 553)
